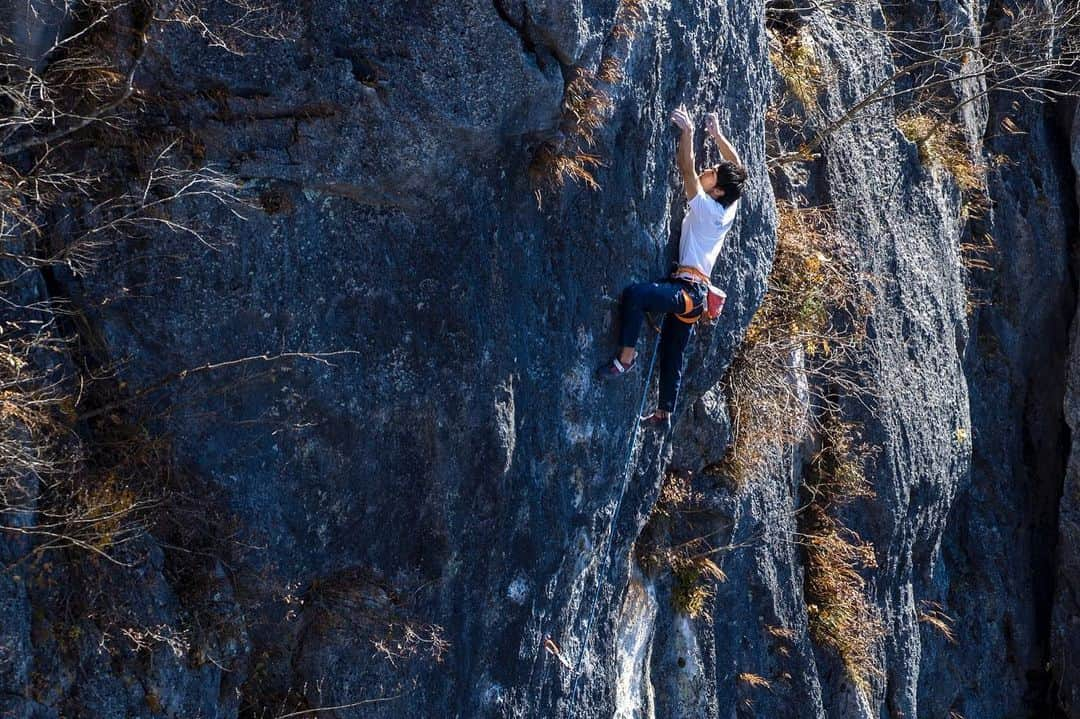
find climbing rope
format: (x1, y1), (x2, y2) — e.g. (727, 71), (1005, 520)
(564, 328), (663, 717)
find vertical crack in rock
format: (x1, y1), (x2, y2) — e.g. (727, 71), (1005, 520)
(1018, 113), (1075, 707)
(492, 0), (542, 67)
(934, 79), (1079, 718)
(1051, 101), (1080, 718)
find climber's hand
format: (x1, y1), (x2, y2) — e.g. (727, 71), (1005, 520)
(704, 112), (721, 136)
(671, 106), (694, 133)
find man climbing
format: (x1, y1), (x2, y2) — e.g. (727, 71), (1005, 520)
(596, 105), (746, 430)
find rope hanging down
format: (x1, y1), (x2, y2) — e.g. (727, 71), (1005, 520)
(563, 328), (664, 717)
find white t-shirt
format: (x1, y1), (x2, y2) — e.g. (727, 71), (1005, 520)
(679, 191), (739, 278)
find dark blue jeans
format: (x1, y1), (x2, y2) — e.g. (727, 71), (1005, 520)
(618, 280), (707, 412)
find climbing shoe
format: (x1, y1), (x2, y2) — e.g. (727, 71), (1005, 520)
(596, 357), (636, 381)
(639, 410), (671, 431)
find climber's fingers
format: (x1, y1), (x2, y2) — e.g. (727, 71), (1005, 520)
(704, 112), (720, 134)
(671, 106), (693, 131)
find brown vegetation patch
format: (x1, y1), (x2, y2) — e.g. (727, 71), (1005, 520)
(801, 422), (883, 693)
(529, 0), (645, 200)
(636, 471), (729, 619)
(768, 28), (824, 110)
(718, 202), (871, 488)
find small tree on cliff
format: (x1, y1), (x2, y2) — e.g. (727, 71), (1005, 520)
(766, 0), (1080, 166)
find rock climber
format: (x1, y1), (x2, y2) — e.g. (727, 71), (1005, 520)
(596, 105), (746, 430)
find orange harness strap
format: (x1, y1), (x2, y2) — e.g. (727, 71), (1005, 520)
(673, 265), (710, 284)
(672, 265), (709, 324)
(674, 290), (697, 324)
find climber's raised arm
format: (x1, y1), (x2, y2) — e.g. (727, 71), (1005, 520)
(671, 105), (702, 201)
(705, 112), (741, 167)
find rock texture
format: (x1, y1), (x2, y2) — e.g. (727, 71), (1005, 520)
(1054, 104), (1080, 719)
(1, 0), (1078, 717)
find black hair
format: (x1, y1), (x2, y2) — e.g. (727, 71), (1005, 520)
(713, 160), (747, 207)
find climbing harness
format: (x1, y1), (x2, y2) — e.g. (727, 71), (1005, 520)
(563, 328), (665, 718)
(672, 265), (727, 323)
(673, 285), (705, 325)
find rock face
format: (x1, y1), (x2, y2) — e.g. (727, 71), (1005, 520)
(1054, 105), (1080, 719)
(2, 0), (1078, 717)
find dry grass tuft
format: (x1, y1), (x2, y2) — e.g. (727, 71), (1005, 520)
(738, 672), (772, 690)
(712, 199), (880, 690)
(804, 537), (880, 680)
(960, 231), (995, 273)
(529, 72), (608, 197)
(962, 236), (996, 315)
(806, 421), (876, 504)
(766, 624), (796, 641)
(671, 555), (727, 619)
(0, 325), (76, 486)
(897, 113), (986, 196)
(769, 28), (824, 109)
(802, 517), (883, 692)
(918, 600), (957, 644)
(0, 320), (162, 564)
(654, 471), (694, 516)
(611, 0), (646, 41)
(620, 0), (647, 25)
(563, 71), (615, 147)
(802, 421), (884, 694)
(529, 65), (613, 197)
(529, 0), (642, 197)
(959, 231), (996, 313)
(898, 114), (994, 309)
(529, 144), (602, 202)
(635, 471), (729, 619)
(598, 57), (625, 85)
(635, 472), (692, 574)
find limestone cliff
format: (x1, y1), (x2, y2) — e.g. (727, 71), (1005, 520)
(0, 1), (1077, 718)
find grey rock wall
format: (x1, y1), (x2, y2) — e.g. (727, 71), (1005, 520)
(2, 0), (1078, 717)
(33, 1), (779, 716)
(1054, 105), (1080, 719)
